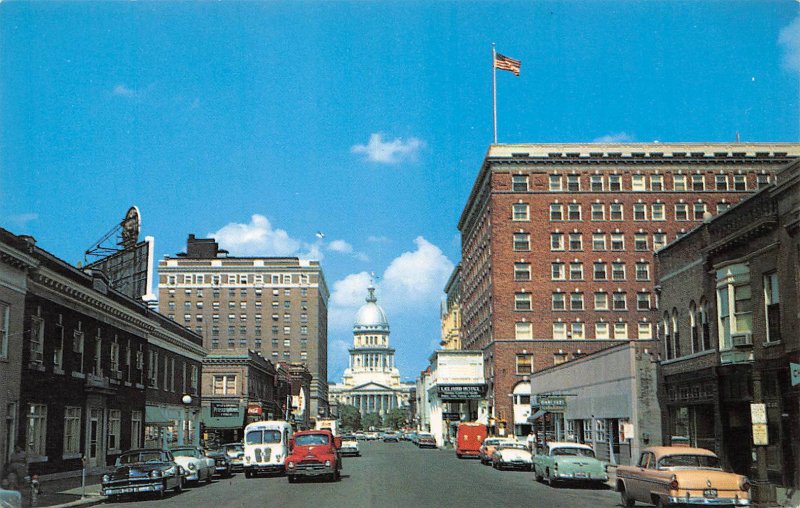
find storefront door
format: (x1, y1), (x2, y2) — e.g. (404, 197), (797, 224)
(87, 409), (103, 468)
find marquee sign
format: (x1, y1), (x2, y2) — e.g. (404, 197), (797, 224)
(437, 384), (486, 401)
(211, 402), (240, 418)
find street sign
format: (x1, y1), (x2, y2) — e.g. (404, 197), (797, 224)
(750, 403), (767, 424)
(791, 363), (800, 387)
(536, 396), (567, 411)
(752, 423), (769, 446)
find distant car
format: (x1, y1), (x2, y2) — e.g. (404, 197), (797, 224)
(491, 442), (533, 471)
(616, 446), (750, 508)
(170, 446), (215, 484)
(383, 432), (400, 443)
(340, 435), (361, 457)
(101, 449), (184, 500)
(366, 432), (380, 441)
(354, 432), (367, 441)
(221, 443), (245, 471)
(533, 442), (608, 486)
(408, 432), (418, 444)
(205, 449), (233, 478)
(416, 434), (437, 449)
(479, 438), (512, 465)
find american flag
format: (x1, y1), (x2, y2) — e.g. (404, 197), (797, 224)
(494, 53), (521, 76)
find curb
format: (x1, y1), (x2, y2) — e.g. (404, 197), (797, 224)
(45, 496), (106, 508)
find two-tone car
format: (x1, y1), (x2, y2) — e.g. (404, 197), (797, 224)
(205, 448), (233, 478)
(491, 442), (533, 471)
(533, 442), (608, 486)
(339, 435), (361, 457)
(221, 443), (245, 471)
(616, 446), (750, 507)
(170, 446), (215, 484)
(479, 438), (512, 465)
(101, 449), (185, 500)
(416, 433), (437, 449)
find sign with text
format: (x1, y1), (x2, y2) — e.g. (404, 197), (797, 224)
(791, 363), (800, 387)
(752, 423), (769, 446)
(750, 403), (767, 424)
(211, 402), (240, 418)
(437, 384), (486, 401)
(442, 412), (461, 421)
(537, 396), (567, 411)
(247, 404), (263, 416)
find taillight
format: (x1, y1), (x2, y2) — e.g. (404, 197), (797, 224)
(740, 478), (751, 492)
(669, 475), (679, 490)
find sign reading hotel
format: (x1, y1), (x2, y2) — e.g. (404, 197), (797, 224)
(211, 402), (240, 418)
(437, 385), (486, 401)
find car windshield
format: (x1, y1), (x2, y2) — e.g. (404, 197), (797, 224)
(484, 439), (500, 446)
(120, 451), (165, 464)
(499, 443), (528, 451)
(171, 448), (199, 458)
(552, 447), (595, 458)
(246, 430), (282, 445)
(342, 435), (356, 440)
(295, 434), (330, 446)
(658, 454), (721, 469)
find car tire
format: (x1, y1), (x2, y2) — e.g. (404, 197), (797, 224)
(334, 469), (341, 482)
(654, 497), (669, 508)
(288, 475), (296, 483)
(206, 471), (212, 484)
(534, 466), (544, 482)
(619, 486), (635, 508)
(175, 477), (183, 493)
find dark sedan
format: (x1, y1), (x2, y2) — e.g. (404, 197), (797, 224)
(101, 449), (184, 500)
(205, 449), (233, 478)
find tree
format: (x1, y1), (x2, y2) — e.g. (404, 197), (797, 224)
(362, 412), (382, 431)
(383, 408), (408, 430)
(338, 405), (361, 432)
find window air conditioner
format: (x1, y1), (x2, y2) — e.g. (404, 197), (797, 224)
(732, 332), (753, 347)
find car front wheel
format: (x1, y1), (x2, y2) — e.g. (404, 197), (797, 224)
(619, 485), (635, 507)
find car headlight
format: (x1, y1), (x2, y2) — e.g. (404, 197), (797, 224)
(287, 461), (295, 469)
(245, 456), (251, 463)
(102, 474), (110, 483)
(150, 470), (162, 478)
(188, 463), (197, 470)
(325, 460), (331, 467)
(165, 467), (176, 476)
(275, 455), (282, 462)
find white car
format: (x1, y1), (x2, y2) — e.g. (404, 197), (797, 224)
(170, 446), (215, 484)
(491, 442), (533, 471)
(339, 435), (360, 457)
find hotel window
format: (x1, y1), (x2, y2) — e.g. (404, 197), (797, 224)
(53, 315), (64, 370)
(717, 202), (731, 214)
(591, 204), (605, 221)
(553, 322), (567, 340)
(593, 262), (607, 281)
(27, 404), (47, 457)
(592, 234), (607, 251)
(513, 233), (531, 251)
(653, 233), (668, 251)
(610, 233), (624, 251)
(637, 292), (651, 311)
(570, 292), (584, 311)
(567, 175), (580, 192)
(110, 339), (120, 374)
(551, 293), (565, 311)
(595, 322), (610, 340)
(300, 325), (308, 335)
(131, 411), (142, 449)
(284, 326), (291, 335)
(549, 175), (562, 191)
(567, 203), (581, 221)
(609, 203), (623, 221)
(635, 262), (650, 281)
(691, 174), (705, 191)
(63, 406), (81, 454)
(613, 292), (627, 310)
(634, 233), (648, 251)
(514, 263), (532, 281)
(571, 322), (585, 340)
(614, 322), (629, 339)
(733, 174), (746, 191)
(213, 375), (237, 395)
(756, 174), (770, 189)
(551, 262), (565, 281)
(675, 203), (689, 221)
(29, 314), (44, 365)
(512, 175), (529, 192)
(673, 174), (687, 191)
(568, 233), (582, 251)
(631, 174), (645, 191)
(513, 203), (530, 221)
(184, 301), (191, 310)
(715, 174), (728, 190)
(633, 203), (647, 221)
(550, 233), (564, 251)
(638, 322), (652, 340)
(651, 203), (665, 221)
(590, 175), (603, 191)
(594, 292), (609, 311)
(609, 174), (622, 191)
(650, 174), (663, 191)
(515, 354), (533, 375)
(764, 272), (780, 343)
(549, 204), (563, 221)
(167, 275), (177, 285)
(168, 302), (176, 311)
(515, 293), (532, 311)
(716, 264), (752, 350)
(693, 202), (707, 220)
(108, 410), (121, 451)
(569, 263), (583, 280)
(515, 322), (533, 340)
(611, 262), (626, 281)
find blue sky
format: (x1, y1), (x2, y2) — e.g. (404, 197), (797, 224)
(2, 1), (799, 382)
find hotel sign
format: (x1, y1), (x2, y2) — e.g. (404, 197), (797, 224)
(437, 385), (486, 401)
(211, 403), (240, 418)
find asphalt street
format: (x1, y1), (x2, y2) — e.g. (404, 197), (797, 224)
(102, 440), (623, 508)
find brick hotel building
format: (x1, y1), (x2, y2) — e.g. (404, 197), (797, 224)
(457, 143), (800, 436)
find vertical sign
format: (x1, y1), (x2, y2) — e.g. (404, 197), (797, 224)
(750, 403), (768, 446)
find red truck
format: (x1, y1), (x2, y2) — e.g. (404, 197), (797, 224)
(285, 429), (342, 483)
(455, 422), (488, 459)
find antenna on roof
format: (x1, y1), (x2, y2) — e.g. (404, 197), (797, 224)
(736, 131), (741, 143)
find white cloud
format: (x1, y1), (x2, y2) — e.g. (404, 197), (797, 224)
(8, 213), (38, 228)
(381, 236), (454, 309)
(327, 239), (353, 254)
(210, 214), (302, 257)
(779, 15), (800, 73)
(112, 84), (138, 97)
(592, 132), (635, 143)
(367, 235), (391, 244)
(351, 133), (425, 164)
(329, 272), (373, 330)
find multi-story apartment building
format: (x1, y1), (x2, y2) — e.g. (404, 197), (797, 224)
(440, 265), (462, 350)
(158, 235), (329, 417)
(457, 143), (800, 437)
(655, 159), (800, 494)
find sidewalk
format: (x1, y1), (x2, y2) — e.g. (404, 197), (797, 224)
(14, 474), (106, 508)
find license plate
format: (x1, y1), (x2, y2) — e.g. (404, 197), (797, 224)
(703, 489), (718, 498)
(575, 472), (587, 478)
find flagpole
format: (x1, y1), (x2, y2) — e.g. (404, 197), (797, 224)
(492, 43), (497, 144)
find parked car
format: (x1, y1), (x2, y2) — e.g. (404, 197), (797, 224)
(407, 432), (418, 445)
(416, 433), (437, 449)
(205, 448), (233, 478)
(340, 434), (361, 457)
(221, 443), (245, 471)
(533, 442), (608, 486)
(616, 446), (750, 508)
(101, 449), (184, 500)
(492, 442), (533, 471)
(479, 438), (511, 465)
(383, 432), (400, 443)
(285, 429), (342, 483)
(354, 432), (367, 441)
(170, 446), (215, 484)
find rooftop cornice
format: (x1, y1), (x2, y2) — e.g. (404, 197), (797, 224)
(0, 242), (39, 271)
(487, 142), (800, 159)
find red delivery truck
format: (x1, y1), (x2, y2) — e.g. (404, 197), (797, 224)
(455, 422), (488, 459)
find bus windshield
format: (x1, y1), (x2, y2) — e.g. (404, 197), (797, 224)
(246, 429), (282, 445)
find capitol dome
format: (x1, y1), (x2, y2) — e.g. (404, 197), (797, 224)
(354, 286), (389, 332)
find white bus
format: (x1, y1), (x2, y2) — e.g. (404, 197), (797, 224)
(243, 420), (293, 478)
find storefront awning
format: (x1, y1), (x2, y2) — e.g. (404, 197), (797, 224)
(527, 409), (547, 423)
(146, 406), (173, 426)
(201, 404), (245, 430)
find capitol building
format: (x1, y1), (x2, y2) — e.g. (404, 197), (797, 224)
(328, 285), (414, 416)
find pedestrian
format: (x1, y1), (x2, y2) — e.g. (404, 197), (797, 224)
(7, 445), (27, 491)
(526, 432), (536, 451)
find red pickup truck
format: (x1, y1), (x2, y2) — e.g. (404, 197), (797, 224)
(285, 429), (342, 483)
